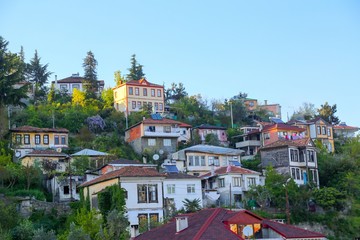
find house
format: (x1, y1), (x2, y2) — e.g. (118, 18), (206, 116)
(20, 149), (69, 173)
(71, 148), (111, 170)
(259, 100), (282, 118)
(333, 122), (359, 139)
(235, 126), (261, 160)
(47, 175), (83, 202)
(125, 114), (190, 155)
(261, 123), (305, 147)
(259, 138), (319, 187)
(192, 124), (228, 146)
(135, 208), (326, 240)
(80, 166), (166, 238)
(171, 144), (244, 176)
(112, 78), (165, 114)
(201, 166), (263, 208)
(98, 158), (157, 175)
(51, 73), (105, 96)
(289, 117), (335, 152)
(163, 172), (203, 216)
(11, 125), (69, 160)
(243, 98), (258, 112)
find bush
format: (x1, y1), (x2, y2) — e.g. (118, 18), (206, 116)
(6, 189), (46, 201)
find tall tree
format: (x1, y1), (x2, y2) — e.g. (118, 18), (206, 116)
(26, 50), (52, 103)
(165, 82), (188, 103)
(317, 102), (340, 125)
(126, 54), (145, 81)
(291, 102), (316, 121)
(82, 51), (98, 97)
(114, 70), (126, 86)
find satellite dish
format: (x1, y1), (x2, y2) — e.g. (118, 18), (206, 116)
(56, 148), (62, 153)
(152, 154), (160, 161)
(159, 149), (164, 155)
(243, 225), (253, 237)
(15, 151), (21, 158)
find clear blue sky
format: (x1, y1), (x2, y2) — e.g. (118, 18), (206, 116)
(1, 1), (360, 126)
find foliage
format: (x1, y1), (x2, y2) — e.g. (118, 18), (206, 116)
(98, 185), (126, 219)
(290, 102), (316, 120)
(97, 209), (130, 240)
(72, 89), (86, 107)
(22, 164), (42, 190)
(165, 82), (187, 103)
(126, 54), (145, 81)
(29, 209), (67, 235)
(227, 128), (242, 148)
(0, 199), (20, 230)
(11, 219), (34, 240)
(182, 198), (202, 213)
(66, 222), (91, 240)
(82, 51), (98, 97)
(86, 115), (106, 133)
(6, 189), (46, 200)
(69, 208), (102, 239)
(241, 157), (261, 172)
(205, 133), (220, 146)
(32, 227), (56, 240)
(313, 187), (345, 211)
(100, 88), (114, 108)
(317, 102), (340, 125)
(114, 70), (126, 86)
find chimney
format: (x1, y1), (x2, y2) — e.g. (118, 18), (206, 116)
(264, 100), (268, 105)
(175, 216), (188, 233)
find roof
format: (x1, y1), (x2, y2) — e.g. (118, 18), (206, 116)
(260, 138), (313, 150)
(80, 166), (165, 187)
(224, 210), (263, 225)
(262, 219), (326, 238)
(193, 124), (227, 130)
(114, 78), (163, 89)
(52, 75), (105, 85)
(333, 124), (359, 131)
(20, 149), (68, 158)
(306, 117), (331, 125)
(11, 125), (69, 133)
(108, 158), (143, 165)
(127, 117), (191, 130)
(200, 166), (261, 178)
(72, 148), (109, 157)
(135, 208), (243, 240)
(262, 123), (305, 133)
(164, 172), (199, 179)
(183, 145), (244, 155)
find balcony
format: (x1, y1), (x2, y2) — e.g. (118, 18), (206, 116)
(236, 140), (261, 148)
(143, 130), (180, 138)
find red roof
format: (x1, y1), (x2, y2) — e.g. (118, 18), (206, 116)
(262, 123), (305, 133)
(333, 125), (359, 130)
(114, 78), (163, 89)
(52, 75), (104, 86)
(224, 210), (263, 225)
(11, 125), (69, 133)
(262, 219), (326, 238)
(127, 118), (191, 130)
(200, 166), (260, 178)
(260, 138), (313, 150)
(80, 166), (165, 187)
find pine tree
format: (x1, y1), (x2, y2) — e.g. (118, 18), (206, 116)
(82, 51), (98, 98)
(126, 54), (145, 81)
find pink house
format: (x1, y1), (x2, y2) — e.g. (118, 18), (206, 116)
(192, 124), (228, 146)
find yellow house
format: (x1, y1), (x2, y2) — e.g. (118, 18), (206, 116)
(11, 125), (69, 159)
(113, 78), (165, 114)
(20, 149), (69, 173)
(289, 117), (335, 153)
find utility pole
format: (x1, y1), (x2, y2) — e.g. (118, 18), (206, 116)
(230, 102), (234, 128)
(229, 183), (232, 211)
(285, 186), (290, 224)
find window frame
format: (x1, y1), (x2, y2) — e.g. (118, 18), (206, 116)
(129, 87), (133, 95)
(43, 134), (49, 145)
(15, 134), (22, 144)
(151, 89), (155, 97)
(143, 88), (147, 96)
(24, 134), (30, 145)
(187, 184), (195, 193)
(35, 134), (41, 145)
(163, 139), (171, 146)
(167, 184), (175, 194)
(157, 89), (162, 97)
(233, 177), (242, 187)
(135, 87), (139, 96)
(148, 138), (156, 146)
(61, 136), (66, 145)
(54, 135), (59, 145)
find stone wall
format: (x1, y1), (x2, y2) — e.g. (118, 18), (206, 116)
(18, 197), (72, 218)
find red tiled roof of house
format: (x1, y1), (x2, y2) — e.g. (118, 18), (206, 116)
(11, 125), (69, 133)
(22, 149), (68, 158)
(135, 208), (243, 240)
(200, 166), (261, 178)
(262, 219), (326, 238)
(333, 125), (359, 130)
(52, 76), (105, 85)
(127, 118), (191, 130)
(113, 78), (163, 89)
(262, 123), (305, 133)
(224, 210), (263, 225)
(80, 166), (165, 187)
(260, 138), (313, 150)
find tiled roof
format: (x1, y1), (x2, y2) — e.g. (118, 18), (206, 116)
(52, 76), (104, 85)
(193, 124), (227, 130)
(11, 125), (69, 133)
(333, 125), (359, 130)
(80, 166), (165, 187)
(135, 208), (243, 240)
(306, 117), (331, 125)
(183, 144), (244, 155)
(21, 149), (68, 158)
(262, 219), (326, 238)
(200, 166), (261, 178)
(117, 78), (163, 88)
(262, 123), (305, 133)
(224, 210), (263, 224)
(260, 138), (313, 150)
(127, 118), (191, 130)
(164, 172), (199, 179)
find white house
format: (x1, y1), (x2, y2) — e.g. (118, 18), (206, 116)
(200, 166), (263, 208)
(163, 172), (202, 215)
(171, 144), (244, 176)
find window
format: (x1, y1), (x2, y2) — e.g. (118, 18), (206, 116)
(163, 139), (171, 146)
(137, 184), (158, 203)
(155, 103), (158, 111)
(148, 139), (156, 146)
(189, 156), (194, 166)
(218, 178), (225, 188)
(132, 101), (136, 109)
(233, 177), (242, 187)
(129, 87), (133, 95)
(24, 134), (30, 144)
(187, 184), (195, 193)
(135, 87), (139, 95)
(148, 126), (155, 132)
(208, 156), (219, 166)
(159, 103), (163, 111)
(137, 101), (142, 109)
(157, 89), (161, 97)
(327, 128), (331, 137)
(317, 126), (321, 135)
(35, 134), (41, 145)
(321, 126), (326, 135)
(60, 84), (67, 90)
(290, 149), (299, 162)
(61, 136), (66, 145)
(264, 133), (270, 139)
(167, 184), (175, 194)
(163, 126), (171, 133)
(54, 135), (59, 144)
(72, 84), (80, 90)
(200, 156), (206, 166)
(15, 134), (22, 144)
(307, 150), (315, 162)
(247, 177), (256, 186)
(151, 89), (155, 97)
(291, 167), (301, 180)
(143, 88), (147, 96)
(143, 101), (147, 106)
(63, 185), (70, 195)
(189, 156), (206, 166)
(43, 135), (49, 145)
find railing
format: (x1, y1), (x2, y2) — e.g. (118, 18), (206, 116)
(143, 130), (180, 137)
(235, 140), (261, 148)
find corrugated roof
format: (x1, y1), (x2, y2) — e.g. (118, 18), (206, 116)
(72, 149), (109, 156)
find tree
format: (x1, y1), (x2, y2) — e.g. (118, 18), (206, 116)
(317, 102), (340, 125)
(165, 82), (188, 103)
(126, 54), (145, 81)
(114, 70), (126, 86)
(82, 51), (98, 97)
(26, 50), (52, 103)
(313, 187), (345, 210)
(101, 88), (114, 109)
(182, 198), (202, 213)
(72, 89), (86, 107)
(290, 102), (316, 121)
